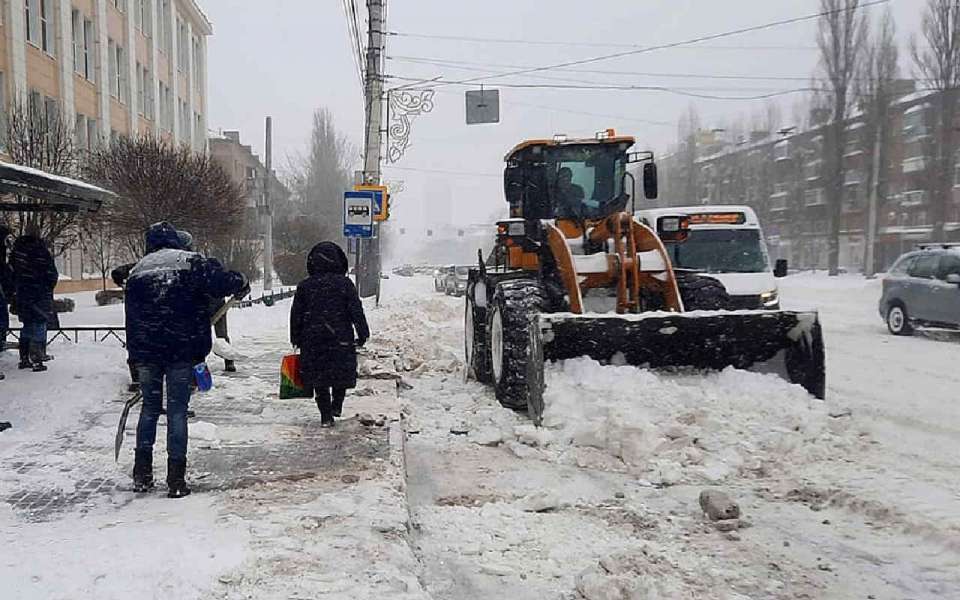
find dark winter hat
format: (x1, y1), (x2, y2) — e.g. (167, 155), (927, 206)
(145, 221), (183, 253)
(307, 241), (348, 276)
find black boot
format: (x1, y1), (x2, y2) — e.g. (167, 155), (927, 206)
(29, 341), (47, 372)
(224, 360), (236, 373)
(166, 458), (191, 498)
(18, 343), (31, 369)
(332, 389), (345, 418)
(132, 449), (154, 493)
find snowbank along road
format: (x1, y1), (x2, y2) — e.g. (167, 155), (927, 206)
(1, 272), (959, 598)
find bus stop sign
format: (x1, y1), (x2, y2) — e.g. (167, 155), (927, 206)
(343, 191), (374, 238)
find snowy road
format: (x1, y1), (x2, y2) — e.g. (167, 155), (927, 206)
(2, 272), (959, 598)
(391, 273), (960, 599)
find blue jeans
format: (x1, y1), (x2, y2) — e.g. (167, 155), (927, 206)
(20, 320), (47, 344)
(135, 363), (193, 461)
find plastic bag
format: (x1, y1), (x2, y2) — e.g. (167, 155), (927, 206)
(280, 354), (313, 399)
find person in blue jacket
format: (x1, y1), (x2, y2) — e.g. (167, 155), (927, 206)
(125, 221), (247, 498)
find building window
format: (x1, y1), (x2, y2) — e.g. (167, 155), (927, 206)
(83, 19), (94, 81)
(138, 0), (153, 37)
(903, 108), (927, 139)
(192, 36), (202, 88)
(159, 0), (172, 55)
(43, 96), (58, 125)
(0, 72), (6, 150)
(28, 90), (42, 117)
(774, 140), (791, 161)
(40, 0), (54, 54)
(75, 114), (87, 149)
(25, 0), (38, 46)
(113, 0), (126, 12)
(805, 188), (826, 207)
(177, 19), (188, 71)
(87, 118), (99, 149)
(108, 41), (128, 103)
(72, 10), (82, 73)
(136, 62), (145, 115)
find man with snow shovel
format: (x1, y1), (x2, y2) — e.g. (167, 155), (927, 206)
(125, 222), (247, 498)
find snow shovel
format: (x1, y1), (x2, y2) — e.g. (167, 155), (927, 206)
(114, 297), (240, 461)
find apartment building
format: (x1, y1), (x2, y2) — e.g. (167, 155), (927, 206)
(658, 85), (960, 272)
(0, 0), (211, 153)
(209, 130), (289, 211)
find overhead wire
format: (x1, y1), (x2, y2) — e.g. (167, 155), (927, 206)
(341, 0), (365, 86)
(386, 30), (819, 51)
(385, 0), (889, 92)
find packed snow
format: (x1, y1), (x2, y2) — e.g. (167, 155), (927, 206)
(2, 271), (959, 598)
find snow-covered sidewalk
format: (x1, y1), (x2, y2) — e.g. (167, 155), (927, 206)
(1, 293), (427, 599)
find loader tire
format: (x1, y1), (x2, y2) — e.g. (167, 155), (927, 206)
(786, 318), (826, 399)
(676, 273), (731, 311)
(488, 279), (543, 410)
(465, 290), (492, 384)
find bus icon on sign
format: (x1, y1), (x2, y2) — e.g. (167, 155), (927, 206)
(348, 205), (370, 218)
(343, 191), (375, 238)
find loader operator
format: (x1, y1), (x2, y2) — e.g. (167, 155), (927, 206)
(555, 167), (586, 219)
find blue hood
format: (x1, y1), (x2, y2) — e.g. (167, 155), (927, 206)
(145, 222), (183, 254)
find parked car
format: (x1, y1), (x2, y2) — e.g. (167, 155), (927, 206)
(444, 266), (471, 296)
(434, 265), (454, 292)
(879, 244), (960, 335)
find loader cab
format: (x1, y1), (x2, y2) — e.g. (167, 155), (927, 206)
(504, 132), (656, 224)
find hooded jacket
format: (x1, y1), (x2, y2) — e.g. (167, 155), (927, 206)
(10, 234), (58, 324)
(125, 222), (246, 365)
(289, 242), (370, 388)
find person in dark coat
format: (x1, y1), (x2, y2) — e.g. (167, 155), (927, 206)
(10, 227), (58, 372)
(290, 242), (370, 427)
(0, 225), (10, 382)
(126, 222), (247, 497)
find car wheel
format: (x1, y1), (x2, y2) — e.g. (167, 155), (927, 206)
(887, 304), (914, 336)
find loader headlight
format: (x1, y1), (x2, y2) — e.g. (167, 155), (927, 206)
(760, 290), (779, 308)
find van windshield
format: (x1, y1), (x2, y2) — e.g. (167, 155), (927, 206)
(668, 229), (769, 274)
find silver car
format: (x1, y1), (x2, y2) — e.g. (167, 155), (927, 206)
(879, 245), (960, 335)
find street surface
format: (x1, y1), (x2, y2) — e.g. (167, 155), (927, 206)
(2, 273), (959, 598)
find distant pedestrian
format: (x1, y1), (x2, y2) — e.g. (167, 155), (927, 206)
(0, 225), (11, 381)
(10, 226), (58, 372)
(126, 222), (247, 498)
(289, 242), (369, 427)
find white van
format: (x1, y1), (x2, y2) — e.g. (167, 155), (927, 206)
(635, 205), (787, 309)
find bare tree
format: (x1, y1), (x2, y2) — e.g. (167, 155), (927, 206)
(817, 0), (868, 275)
(1, 98), (80, 250)
(858, 8), (900, 274)
(912, 0), (960, 241)
(277, 107), (355, 256)
(84, 136), (245, 257)
(79, 199), (122, 290)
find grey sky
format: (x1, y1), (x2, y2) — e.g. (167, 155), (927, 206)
(203, 0), (922, 229)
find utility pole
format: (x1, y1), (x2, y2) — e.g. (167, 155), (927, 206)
(865, 117), (882, 278)
(263, 116), (274, 290)
(360, 0), (385, 300)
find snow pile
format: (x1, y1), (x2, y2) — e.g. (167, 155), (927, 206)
(527, 358), (857, 484)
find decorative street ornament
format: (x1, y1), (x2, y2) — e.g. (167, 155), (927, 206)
(387, 89), (436, 164)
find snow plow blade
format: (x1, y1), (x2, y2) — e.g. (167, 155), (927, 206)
(537, 310), (825, 399)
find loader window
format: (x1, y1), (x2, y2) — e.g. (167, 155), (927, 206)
(548, 146), (626, 220)
(669, 229), (769, 274)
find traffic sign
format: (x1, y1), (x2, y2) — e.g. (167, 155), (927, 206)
(354, 184), (389, 221)
(343, 191), (374, 238)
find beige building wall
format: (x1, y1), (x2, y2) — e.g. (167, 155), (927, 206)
(0, 0), (211, 154)
(1, 0), (212, 280)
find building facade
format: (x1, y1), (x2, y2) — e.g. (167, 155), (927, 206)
(0, 0), (211, 153)
(209, 130), (289, 211)
(658, 86), (960, 272)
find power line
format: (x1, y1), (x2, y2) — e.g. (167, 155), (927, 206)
(388, 0), (889, 92)
(341, 0), (365, 86)
(387, 30), (819, 51)
(388, 55), (819, 83)
(383, 74), (815, 101)
(383, 165), (501, 178)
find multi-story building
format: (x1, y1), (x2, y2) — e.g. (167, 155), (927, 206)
(209, 130), (289, 211)
(0, 0), (211, 153)
(658, 84), (960, 272)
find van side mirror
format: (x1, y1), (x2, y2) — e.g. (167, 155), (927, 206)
(643, 163), (658, 200)
(946, 273), (960, 285)
(774, 259), (788, 278)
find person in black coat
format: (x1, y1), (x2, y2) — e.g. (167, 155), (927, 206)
(10, 228), (58, 372)
(0, 225), (10, 381)
(125, 221), (247, 497)
(290, 242), (370, 427)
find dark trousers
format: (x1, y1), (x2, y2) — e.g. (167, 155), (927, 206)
(136, 363), (192, 461)
(314, 387), (346, 422)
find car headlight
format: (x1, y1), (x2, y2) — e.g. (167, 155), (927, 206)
(760, 290), (779, 307)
